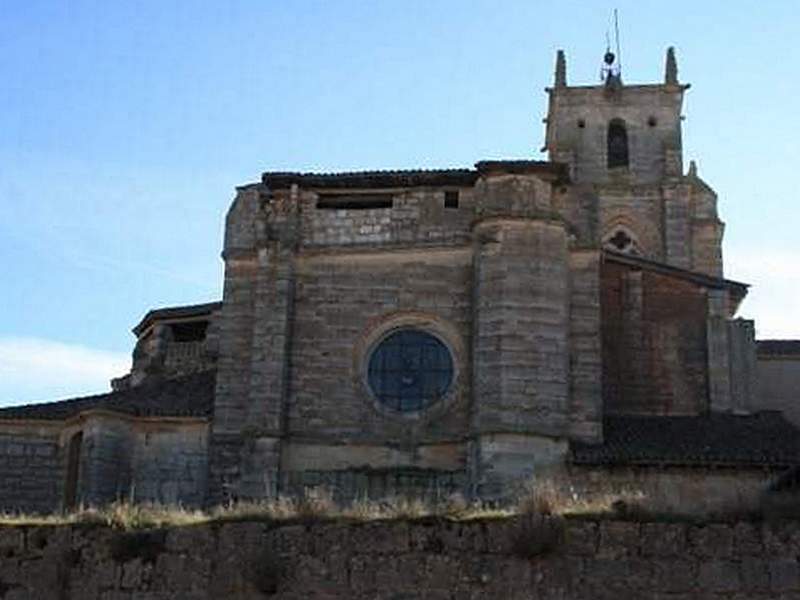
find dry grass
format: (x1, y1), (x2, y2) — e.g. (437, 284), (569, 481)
(516, 476), (646, 518)
(0, 478), (652, 530)
(0, 503), (205, 530)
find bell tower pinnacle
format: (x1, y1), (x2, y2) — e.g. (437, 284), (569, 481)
(554, 49), (567, 88)
(665, 46), (679, 85)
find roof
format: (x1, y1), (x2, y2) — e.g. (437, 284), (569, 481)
(757, 340), (800, 357)
(262, 160), (568, 190)
(603, 250), (749, 294)
(0, 371), (216, 421)
(264, 168), (478, 190)
(132, 301), (221, 336)
(571, 412), (800, 468)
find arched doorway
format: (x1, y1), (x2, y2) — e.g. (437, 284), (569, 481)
(63, 431), (83, 510)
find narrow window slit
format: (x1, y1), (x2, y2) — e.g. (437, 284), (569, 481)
(316, 194), (394, 210)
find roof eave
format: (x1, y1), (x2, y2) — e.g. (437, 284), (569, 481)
(603, 249), (750, 293)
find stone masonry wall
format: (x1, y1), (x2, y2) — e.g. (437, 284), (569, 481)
(0, 425), (62, 514)
(545, 85), (684, 185)
(299, 188), (475, 248)
(80, 416), (135, 507)
(758, 356), (800, 427)
(211, 170), (611, 502)
(2, 516), (800, 598)
(0, 419), (210, 515)
(571, 465), (778, 517)
(130, 423), (209, 507)
(289, 247), (473, 443)
(598, 185), (665, 261)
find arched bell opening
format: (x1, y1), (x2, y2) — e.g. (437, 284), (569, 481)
(607, 119), (630, 169)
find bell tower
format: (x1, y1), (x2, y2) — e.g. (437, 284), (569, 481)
(542, 47), (724, 277)
(543, 47), (688, 185)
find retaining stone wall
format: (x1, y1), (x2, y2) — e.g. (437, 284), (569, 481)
(1, 516), (799, 598)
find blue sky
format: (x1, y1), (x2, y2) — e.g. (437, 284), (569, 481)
(1, 1), (798, 404)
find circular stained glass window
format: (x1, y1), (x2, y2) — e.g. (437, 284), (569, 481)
(367, 329), (454, 412)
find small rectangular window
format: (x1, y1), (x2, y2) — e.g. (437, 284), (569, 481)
(316, 194), (394, 210)
(170, 321), (208, 342)
(444, 190), (459, 209)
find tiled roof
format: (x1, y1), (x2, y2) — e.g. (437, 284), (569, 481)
(263, 169), (479, 190)
(474, 160), (568, 181)
(263, 160), (568, 190)
(757, 340), (800, 357)
(132, 301), (221, 336)
(571, 413), (800, 468)
(0, 371), (216, 421)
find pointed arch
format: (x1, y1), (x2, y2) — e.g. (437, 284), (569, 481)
(607, 119), (629, 169)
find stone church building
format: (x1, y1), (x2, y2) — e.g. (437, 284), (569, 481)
(2, 48), (800, 513)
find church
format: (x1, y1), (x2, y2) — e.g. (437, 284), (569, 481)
(2, 48), (799, 514)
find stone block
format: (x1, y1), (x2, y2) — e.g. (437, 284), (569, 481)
(733, 521), (763, 556)
(597, 521), (639, 558)
(655, 558), (697, 594)
(740, 557), (770, 593)
(640, 522), (685, 556)
(350, 522), (408, 555)
(563, 520), (597, 555)
(770, 559), (800, 593)
(698, 559), (739, 592)
(689, 523), (733, 558)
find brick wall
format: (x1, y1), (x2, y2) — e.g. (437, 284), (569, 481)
(602, 260), (708, 415)
(2, 516), (800, 598)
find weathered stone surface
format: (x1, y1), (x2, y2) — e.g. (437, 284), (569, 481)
(0, 517), (795, 598)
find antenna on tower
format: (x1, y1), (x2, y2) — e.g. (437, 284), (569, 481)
(614, 9), (622, 77)
(600, 9), (622, 86)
